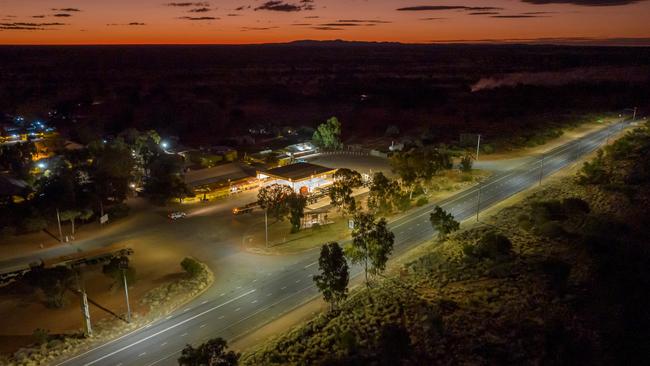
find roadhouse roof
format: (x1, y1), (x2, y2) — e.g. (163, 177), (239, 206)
(262, 162), (335, 181)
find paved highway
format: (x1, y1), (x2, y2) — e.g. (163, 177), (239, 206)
(55, 120), (627, 366)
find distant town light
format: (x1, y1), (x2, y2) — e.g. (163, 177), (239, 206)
(37, 162), (47, 169)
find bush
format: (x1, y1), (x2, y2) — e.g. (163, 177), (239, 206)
(537, 221), (567, 239)
(32, 328), (50, 345)
(416, 197), (429, 207)
(517, 214), (534, 231)
(465, 231), (512, 261)
(21, 215), (47, 233)
(540, 259), (571, 294)
(531, 200), (566, 226)
(561, 197), (590, 215)
(181, 257), (203, 278)
(107, 203), (130, 219)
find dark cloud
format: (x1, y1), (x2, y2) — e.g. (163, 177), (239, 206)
(227, 13), (242, 16)
(397, 6), (503, 11)
(241, 26), (279, 30)
(32, 15), (46, 18)
(255, 0), (314, 12)
(522, 11), (557, 14)
(492, 14), (546, 17)
(165, 2), (210, 6)
(468, 11), (501, 15)
(107, 22), (147, 26)
(305, 15), (320, 18)
(51, 8), (81, 12)
(291, 23), (312, 25)
(177, 16), (218, 20)
(338, 19), (392, 23)
(235, 5), (250, 11)
(420, 17), (447, 20)
(520, 0), (643, 6)
(0, 21), (66, 31)
(311, 26), (343, 30)
(53, 13), (72, 17)
(189, 7), (211, 12)
(320, 23), (363, 26)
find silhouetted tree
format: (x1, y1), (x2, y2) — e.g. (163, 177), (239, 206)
(348, 212), (395, 286)
(178, 337), (239, 366)
(429, 206), (459, 240)
(313, 242), (349, 311)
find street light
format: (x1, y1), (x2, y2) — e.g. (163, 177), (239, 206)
(161, 141), (169, 149)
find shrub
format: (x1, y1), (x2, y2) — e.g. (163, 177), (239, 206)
(537, 221), (567, 239)
(32, 328), (50, 345)
(531, 200), (566, 226)
(464, 231), (512, 261)
(416, 197), (429, 207)
(181, 257), (203, 278)
(540, 259), (571, 294)
(561, 197), (590, 215)
(107, 203), (130, 219)
(517, 214), (533, 231)
(474, 231), (513, 261)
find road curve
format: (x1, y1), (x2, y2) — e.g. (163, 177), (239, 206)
(55, 120), (627, 366)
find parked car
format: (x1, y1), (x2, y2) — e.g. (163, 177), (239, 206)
(168, 211), (187, 220)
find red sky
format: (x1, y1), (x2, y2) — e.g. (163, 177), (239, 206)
(1, 0), (649, 45)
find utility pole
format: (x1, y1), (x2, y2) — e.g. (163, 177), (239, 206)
(475, 183), (482, 222)
(633, 107), (637, 121)
(476, 134), (481, 161)
(539, 154), (544, 186)
(265, 208), (269, 248)
(75, 268), (92, 337)
(119, 257), (132, 323)
(56, 208), (63, 243)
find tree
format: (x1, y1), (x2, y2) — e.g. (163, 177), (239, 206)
(144, 153), (193, 204)
(178, 337), (239, 366)
(460, 150), (474, 172)
(89, 138), (135, 204)
(348, 212), (395, 286)
(24, 266), (75, 308)
(313, 242), (349, 311)
(257, 184), (294, 222)
(429, 206), (459, 240)
(287, 192), (307, 233)
(312, 117), (342, 150)
(329, 168), (362, 215)
(367, 172), (401, 214)
(102, 256), (136, 289)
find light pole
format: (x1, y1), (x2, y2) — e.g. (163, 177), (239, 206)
(75, 268), (92, 337)
(119, 257), (132, 323)
(475, 134), (481, 161)
(265, 208), (269, 248)
(475, 183), (482, 222)
(539, 154), (544, 186)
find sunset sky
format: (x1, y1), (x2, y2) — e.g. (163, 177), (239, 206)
(1, 0), (649, 45)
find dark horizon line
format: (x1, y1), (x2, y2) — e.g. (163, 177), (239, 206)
(1, 37), (649, 47)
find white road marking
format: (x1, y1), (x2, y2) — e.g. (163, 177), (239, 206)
(281, 286), (287, 290)
(236, 286), (242, 289)
(235, 307), (241, 312)
(138, 353), (146, 357)
(165, 315), (172, 320)
(252, 279), (257, 283)
(181, 333), (188, 337)
(80, 289), (256, 365)
(252, 300), (258, 304)
(200, 324), (206, 328)
(160, 342), (167, 347)
(295, 279), (301, 283)
(220, 293), (225, 296)
(304, 261), (317, 268)
(201, 300), (208, 305)
(183, 308), (190, 313)
(218, 315), (225, 319)
(267, 293), (272, 296)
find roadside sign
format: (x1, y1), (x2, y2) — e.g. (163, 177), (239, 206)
(100, 214), (109, 224)
(348, 219), (354, 230)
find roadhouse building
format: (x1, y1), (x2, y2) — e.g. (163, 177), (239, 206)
(257, 162), (336, 195)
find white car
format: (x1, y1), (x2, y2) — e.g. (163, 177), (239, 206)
(168, 211), (187, 220)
